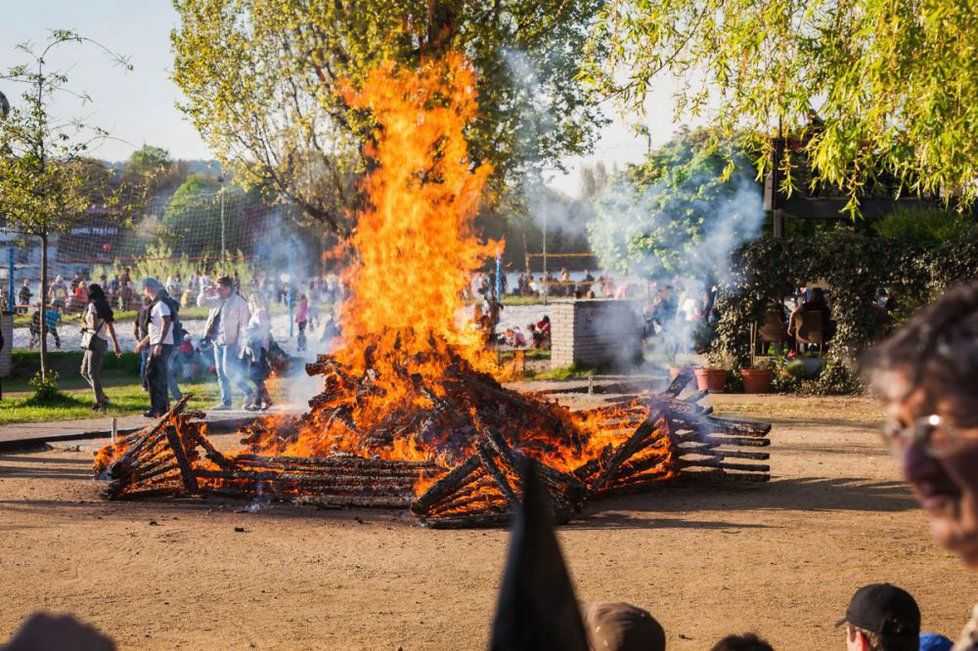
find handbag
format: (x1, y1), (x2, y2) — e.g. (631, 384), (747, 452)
(81, 318), (105, 351)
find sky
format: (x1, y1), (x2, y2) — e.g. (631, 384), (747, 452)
(0, 1), (693, 197)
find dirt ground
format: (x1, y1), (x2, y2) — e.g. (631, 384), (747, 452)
(2, 392), (977, 650)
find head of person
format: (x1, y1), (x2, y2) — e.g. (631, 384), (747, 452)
(580, 602), (665, 651)
(142, 277), (163, 301)
(838, 584), (920, 651)
(216, 275), (234, 298)
(87, 284), (113, 322)
(810, 287), (826, 304)
(864, 282), (978, 566)
(710, 632), (774, 651)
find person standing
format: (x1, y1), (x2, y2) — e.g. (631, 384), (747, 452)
(155, 288), (185, 402)
(80, 284), (122, 411)
(133, 295), (152, 391)
(243, 293), (273, 410)
(17, 279), (31, 313)
(197, 275), (251, 410)
(135, 278), (173, 418)
(295, 293), (309, 352)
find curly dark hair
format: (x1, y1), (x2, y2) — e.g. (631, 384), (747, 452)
(863, 281), (978, 406)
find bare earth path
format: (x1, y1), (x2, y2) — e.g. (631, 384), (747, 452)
(1, 393), (976, 649)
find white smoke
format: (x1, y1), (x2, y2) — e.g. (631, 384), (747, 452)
(587, 145), (764, 365)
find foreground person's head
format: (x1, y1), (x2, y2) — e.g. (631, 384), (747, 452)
(710, 632), (774, 650)
(838, 583), (920, 651)
(580, 602), (665, 651)
(865, 282), (978, 567)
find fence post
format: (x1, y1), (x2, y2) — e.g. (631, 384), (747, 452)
(6, 247), (13, 312)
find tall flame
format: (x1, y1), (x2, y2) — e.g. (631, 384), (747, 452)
(337, 53), (496, 374)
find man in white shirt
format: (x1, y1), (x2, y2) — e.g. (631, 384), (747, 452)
(197, 275), (252, 410)
(134, 278), (173, 417)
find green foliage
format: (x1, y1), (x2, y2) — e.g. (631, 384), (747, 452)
(872, 207), (976, 245)
(0, 31), (137, 379)
(94, 243), (260, 294)
(171, 0), (608, 232)
(27, 371), (63, 402)
(161, 174), (245, 257)
(715, 231), (978, 394)
(584, 0), (978, 216)
(588, 128), (762, 278)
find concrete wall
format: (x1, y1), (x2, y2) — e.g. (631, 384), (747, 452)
(0, 311), (11, 378)
(550, 299), (643, 369)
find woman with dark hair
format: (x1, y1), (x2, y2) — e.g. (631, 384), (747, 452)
(864, 281), (978, 649)
(81, 283), (121, 410)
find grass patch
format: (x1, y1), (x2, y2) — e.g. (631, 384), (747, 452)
(524, 364), (595, 381)
(0, 381), (222, 426)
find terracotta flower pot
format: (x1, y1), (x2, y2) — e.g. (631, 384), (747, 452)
(740, 368), (773, 394)
(694, 367), (729, 393)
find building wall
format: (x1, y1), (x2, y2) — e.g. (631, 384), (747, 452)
(550, 299), (643, 369)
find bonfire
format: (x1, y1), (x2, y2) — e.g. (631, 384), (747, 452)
(93, 54), (771, 528)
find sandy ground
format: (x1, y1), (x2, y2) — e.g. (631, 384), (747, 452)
(2, 392), (977, 649)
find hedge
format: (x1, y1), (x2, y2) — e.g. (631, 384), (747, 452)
(714, 233), (978, 394)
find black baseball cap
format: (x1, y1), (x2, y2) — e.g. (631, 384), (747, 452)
(836, 584), (921, 638)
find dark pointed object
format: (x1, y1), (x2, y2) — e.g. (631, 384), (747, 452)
(490, 460), (589, 651)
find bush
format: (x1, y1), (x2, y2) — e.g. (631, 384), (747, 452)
(715, 230), (978, 395)
(28, 371), (63, 401)
(873, 206), (976, 245)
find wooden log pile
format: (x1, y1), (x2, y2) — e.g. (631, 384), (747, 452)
(93, 364), (772, 528)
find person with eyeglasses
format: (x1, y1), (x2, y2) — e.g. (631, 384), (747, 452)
(864, 282), (978, 651)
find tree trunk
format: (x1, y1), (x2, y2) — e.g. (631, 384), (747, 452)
(39, 229), (48, 381)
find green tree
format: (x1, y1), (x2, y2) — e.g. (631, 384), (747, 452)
(588, 129), (762, 278)
(161, 174), (245, 257)
(171, 0), (608, 235)
(584, 0), (978, 216)
(0, 31), (132, 380)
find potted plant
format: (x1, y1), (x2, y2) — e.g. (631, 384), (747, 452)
(738, 345), (774, 394)
(694, 351), (734, 393)
(740, 358), (774, 394)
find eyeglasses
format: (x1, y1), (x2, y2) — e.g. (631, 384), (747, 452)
(881, 414), (965, 458)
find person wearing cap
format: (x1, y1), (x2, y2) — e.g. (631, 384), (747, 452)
(135, 278), (173, 418)
(197, 275), (252, 410)
(863, 282), (978, 651)
(837, 583), (920, 651)
(580, 602), (665, 651)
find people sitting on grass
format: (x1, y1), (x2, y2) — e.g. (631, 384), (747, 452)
(864, 280), (978, 650)
(135, 278), (173, 418)
(197, 275), (251, 411)
(80, 284), (122, 412)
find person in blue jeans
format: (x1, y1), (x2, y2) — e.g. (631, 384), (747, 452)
(197, 275), (252, 410)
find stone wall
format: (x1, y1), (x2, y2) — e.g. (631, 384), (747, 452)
(550, 299), (643, 369)
(0, 311), (12, 378)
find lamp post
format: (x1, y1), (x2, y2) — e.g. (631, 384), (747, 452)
(218, 173), (227, 257)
